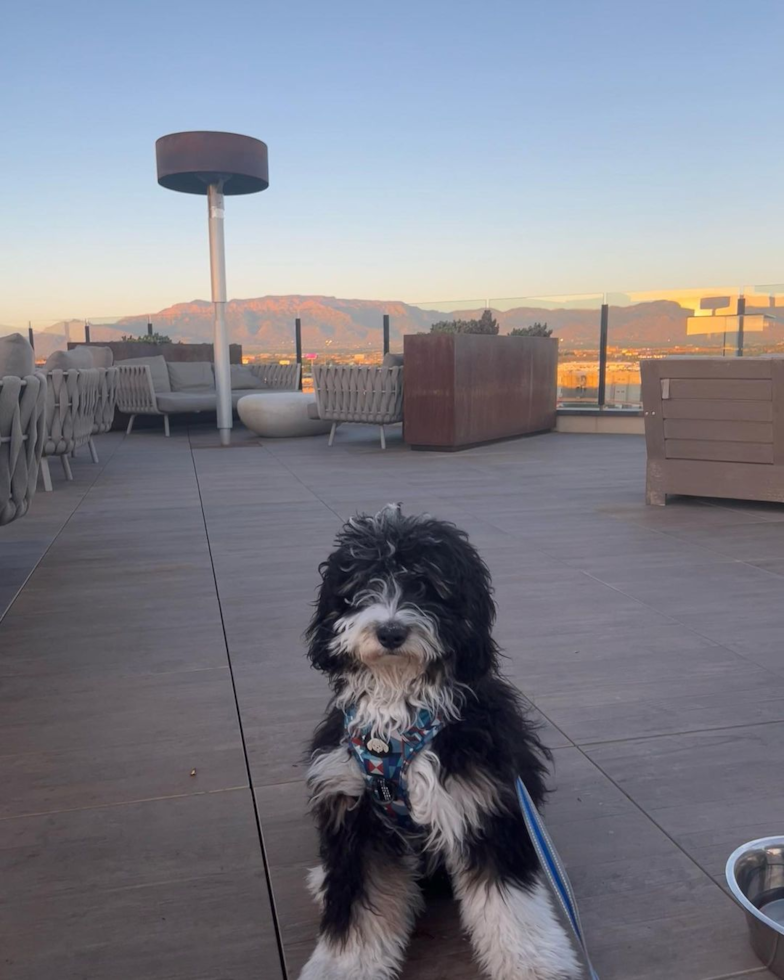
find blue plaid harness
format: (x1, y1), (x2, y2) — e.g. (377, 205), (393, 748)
(343, 703), (599, 977)
(343, 705), (443, 829)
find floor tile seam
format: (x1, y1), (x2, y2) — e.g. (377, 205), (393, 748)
(443, 501), (733, 600)
(641, 516), (784, 561)
(0, 664), (232, 680)
(560, 556), (744, 575)
(566, 740), (745, 908)
(669, 619), (784, 682)
(0, 731), (246, 761)
(441, 504), (630, 573)
(189, 430), (289, 979)
(528, 673), (784, 710)
(16, 869), (273, 899)
(0, 613), (224, 641)
(459, 493), (778, 568)
(569, 716), (784, 749)
(704, 968), (774, 980)
(560, 567), (685, 623)
(0, 785), (251, 822)
(734, 558), (784, 581)
(261, 449), (345, 522)
(701, 498), (784, 525)
(0, 435), (128, 625)
(614, 512), (778, 537)
(572, 563), (764, 626)
(509, 698), (577, 751)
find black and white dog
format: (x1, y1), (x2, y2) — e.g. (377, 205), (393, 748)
(299, 506), (579, 980)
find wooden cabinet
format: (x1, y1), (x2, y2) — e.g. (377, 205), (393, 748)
(641, 357), (784, 505)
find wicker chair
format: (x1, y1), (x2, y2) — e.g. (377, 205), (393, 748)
(0, 372), (47, 525)
(39, 368), (101, 491)
(46, 347), (116, 463)
(90, 365), (118, 451)
(312, 364), (403, 449)
(248, 363), (301, 389)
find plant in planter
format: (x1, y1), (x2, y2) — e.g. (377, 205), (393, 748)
(509, 322), (552, 337)
(430, 309), (499, 335)
(120, 332), (173, 344)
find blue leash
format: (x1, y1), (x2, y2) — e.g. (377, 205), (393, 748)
(516, 777), (599, 980)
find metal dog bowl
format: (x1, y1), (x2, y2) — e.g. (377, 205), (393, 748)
(726, 837), (784, 976)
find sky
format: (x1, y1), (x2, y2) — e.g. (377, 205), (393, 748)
(1, 0), (782, 324)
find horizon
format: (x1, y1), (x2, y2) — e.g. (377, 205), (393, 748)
(3, 1), (783, 322)
(6, 280), (784, 331)
(12, 288), (783, 362)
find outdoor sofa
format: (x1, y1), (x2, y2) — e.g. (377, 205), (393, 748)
(115, 355), (301, 435)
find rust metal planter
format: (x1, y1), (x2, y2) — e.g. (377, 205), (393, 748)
(403, 334), (558, 451)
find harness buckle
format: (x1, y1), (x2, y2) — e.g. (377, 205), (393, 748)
(370, 776), (396, 805)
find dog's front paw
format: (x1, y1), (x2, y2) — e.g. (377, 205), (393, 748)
(297, 950), (343, 980)
(297, 944), (357, 980)
(297, 939), (401, 980)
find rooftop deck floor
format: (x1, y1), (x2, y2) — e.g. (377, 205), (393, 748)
(2, 422), (783, 980)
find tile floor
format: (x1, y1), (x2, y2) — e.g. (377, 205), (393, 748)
(1, 422), (782, 979)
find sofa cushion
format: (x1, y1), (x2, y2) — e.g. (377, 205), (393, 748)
(73, 345), (114, 368)
(64, 347), (95, 368)
(0, 332), (35, 377)
(382, 352), (404, 368)
(155, 390), (262, 413)
(116, 355), (171, 393)
(45, 349), (83, 371)
(167, 361), (214, 392)
(230, 364), (265, 390)
(156, 391), (217, 413)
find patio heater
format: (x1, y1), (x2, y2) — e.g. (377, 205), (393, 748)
(155, 131), (269, 445)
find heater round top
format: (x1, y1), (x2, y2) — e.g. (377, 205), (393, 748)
(156, 131), (269, 195)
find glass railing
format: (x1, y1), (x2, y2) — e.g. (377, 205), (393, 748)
(496, 293), (604, 407)
(0, 320), (88, 366)
(407, 287), (783, 410)
(10, 284), (783, 407)
(739, 283), (784, 356)
(602, 287), (741, 410)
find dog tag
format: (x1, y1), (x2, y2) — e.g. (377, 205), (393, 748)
(371, 776), (395, 804)
(366, 736), (389, 755)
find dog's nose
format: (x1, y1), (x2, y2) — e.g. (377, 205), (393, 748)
(376, 622), (409, 650)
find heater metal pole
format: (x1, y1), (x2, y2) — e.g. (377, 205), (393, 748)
(208, 182), (232, 446)
(295, 318), (303, 390)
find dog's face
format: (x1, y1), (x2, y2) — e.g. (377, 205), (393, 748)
(307, 506), (497, 685)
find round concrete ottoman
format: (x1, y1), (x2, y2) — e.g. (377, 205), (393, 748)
(237, 392), (332, 438)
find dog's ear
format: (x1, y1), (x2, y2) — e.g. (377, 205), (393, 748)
(305, 546), (349, 673)
(439, 527), (498, 683)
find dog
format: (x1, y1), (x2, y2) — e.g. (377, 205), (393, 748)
(298, 505), (580, 980)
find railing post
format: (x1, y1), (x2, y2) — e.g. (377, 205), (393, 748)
(597, 302), (609, 408)
(295, 317), (303, 390)
(736, 295), (746, 357)
(382, 314), (390, 356)
(85, 322), (91, 344)
(28, 322), (34, 350)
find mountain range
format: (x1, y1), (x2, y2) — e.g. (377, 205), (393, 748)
(8, 294), (783, 360)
